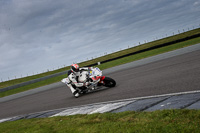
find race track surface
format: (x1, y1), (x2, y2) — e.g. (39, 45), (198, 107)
(0, 47), (200, 119)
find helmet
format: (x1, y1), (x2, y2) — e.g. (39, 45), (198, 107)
(71, 64), (79, 72)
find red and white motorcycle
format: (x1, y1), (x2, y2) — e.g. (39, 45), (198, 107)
(63, 67), (116, 96)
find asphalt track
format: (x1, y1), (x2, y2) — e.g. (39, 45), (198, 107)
(0, 44), (200, 119)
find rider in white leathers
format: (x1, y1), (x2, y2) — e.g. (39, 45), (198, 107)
(62, 64), (90, 98)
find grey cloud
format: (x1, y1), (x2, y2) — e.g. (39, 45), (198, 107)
(0, 0), (200, 80)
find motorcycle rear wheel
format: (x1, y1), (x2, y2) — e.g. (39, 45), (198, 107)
(103, 77), (116, 87)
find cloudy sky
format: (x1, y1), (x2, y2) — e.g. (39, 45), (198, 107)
(0, 0), (200, 81)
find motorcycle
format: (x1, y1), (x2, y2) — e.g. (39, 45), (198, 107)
(62, 67), (116, 97)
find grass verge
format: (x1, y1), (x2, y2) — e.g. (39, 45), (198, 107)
(0, 110), (200, 133)
(1, 36), (200, 98)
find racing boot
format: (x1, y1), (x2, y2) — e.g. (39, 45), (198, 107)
(73, 90), (80, 98)
(67, 84), (80, 98)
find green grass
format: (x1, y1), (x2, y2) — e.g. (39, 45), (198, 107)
(0, 28), (200, 89)
(1, 110), (200, 133)
(1, 36), (200, 98)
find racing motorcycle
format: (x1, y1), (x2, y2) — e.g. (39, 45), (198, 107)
(63, 67), (116, 97)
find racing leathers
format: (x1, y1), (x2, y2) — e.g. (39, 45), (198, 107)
(61, 67), (90, 97)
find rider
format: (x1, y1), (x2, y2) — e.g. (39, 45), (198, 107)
(62, 64), (90, 98)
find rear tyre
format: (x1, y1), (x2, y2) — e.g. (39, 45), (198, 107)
(103, 77), (116, 87)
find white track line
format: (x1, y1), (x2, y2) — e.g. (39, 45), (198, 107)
(1, 90), (200, 123)
(51, 90), (200, 117)
(38, 90), (200, 115)
(69, 90), (200, 108)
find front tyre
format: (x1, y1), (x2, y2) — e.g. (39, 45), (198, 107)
(103, 77), (116, 87)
